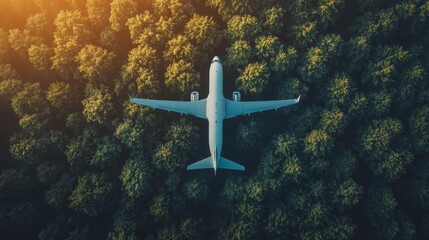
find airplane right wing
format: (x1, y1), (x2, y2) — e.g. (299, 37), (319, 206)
(224, 95), (300, 119)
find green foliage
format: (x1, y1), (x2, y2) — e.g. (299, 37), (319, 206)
(183, 178), (209, 202)
(304, 129), (333, 158)
(120, 155), (151, 199)
(154, 119), (199, 171)
(46, 82), (73, 109)
(364, 45), (411, 87)
(126, 12), (155, 45)
(0, 28), (10, 63)
(164, 35), (197, 63)
(76, 44), (116, 81)
(300, 34), (343, 82)
(226, 15), (261, 42)
(410, 106), (429, 153)
(264, 6), (285, 34)
(237, 62), (270, 94)
(28, 44), (53, 71)
(120, 44), (160, 96)
(82, 86), (114, 125)
(333, 179), (363, 210)
(0, 64), (20, 80)
(91, 136), (122, 167)
(109, 0), (138, 32)
(69, 173), (113, 216)
(8, 28), (43, 59)
(185, 14), (222, 51)
(45, 173), (75, 209)
(327, 73), (353, 108)
(51, 10), (91, 78)
(150, 194), (170, 222)
(165, 60), (200, 94)
(0, 79), (23, 100)
(86, 0), (110, 30)
(225, 40), (252, 68)
(1, 1), (428, 239)
(361, 118), (402, 158)
(235, 119), (263, 150)
(320, 109), (346, 135)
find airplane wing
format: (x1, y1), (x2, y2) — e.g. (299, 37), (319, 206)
(224, 95), (300, 119)
(130, 97), (207, 119)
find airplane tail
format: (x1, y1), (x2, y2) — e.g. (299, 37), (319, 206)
(186, 156), (245, 171)
(187, 156), (213, 170)
(218, 156), (245, 171)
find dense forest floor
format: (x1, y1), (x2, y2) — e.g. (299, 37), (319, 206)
(1, 0), (429, 239)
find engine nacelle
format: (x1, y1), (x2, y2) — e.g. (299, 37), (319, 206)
(190, 91), (199, 101)
(232, 91), (241, 102)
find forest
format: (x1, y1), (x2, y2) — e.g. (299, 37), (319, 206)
(0, 0), (429, 239)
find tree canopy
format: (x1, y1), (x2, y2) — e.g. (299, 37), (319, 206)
(0, 0), (429, 239)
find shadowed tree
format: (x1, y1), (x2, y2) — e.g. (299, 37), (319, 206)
(86, 0), (110, 30)
(91, 136), (122, 167)
(183, 178), (209, 202)
(120, 154), (151, 200)
(8, 28), (43, 59)
(25, 12), (52, 37)
(264, 6), (285, 34)
(46, 81), (77, 110)
(333, 179), (363, 211)
(45, 173), (75, 209)
(0, 79), (23, 100)
(360, 118), (402, 158)
(114, 102), (157, 149)
(0, 28), (10, 63)
(28, 44), (53, 71)
(153, 119), (199, 171)
(410, 106), (429, 154)
(300, 34), (343, 82)
(69, 173), (113, 216)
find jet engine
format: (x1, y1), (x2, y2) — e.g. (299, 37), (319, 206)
(190, 91), (199, 101)
(232, 91), (241, 102)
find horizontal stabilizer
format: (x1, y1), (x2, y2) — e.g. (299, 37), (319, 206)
(219, 157), (245, 171)
(187, 156), (213, 170)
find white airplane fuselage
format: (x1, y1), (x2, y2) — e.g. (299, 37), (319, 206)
(206, 57), (224, 174)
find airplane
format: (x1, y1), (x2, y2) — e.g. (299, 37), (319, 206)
(130, 56), (300, 175)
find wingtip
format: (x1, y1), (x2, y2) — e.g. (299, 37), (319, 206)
(297, 95), (301, 102)
(129, 95), (133, 101)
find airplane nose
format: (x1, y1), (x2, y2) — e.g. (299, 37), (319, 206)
(211, 56), (221, 64)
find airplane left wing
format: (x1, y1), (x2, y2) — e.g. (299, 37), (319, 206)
(130, 97), (207, 119)
(224, 95), (300, 119)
